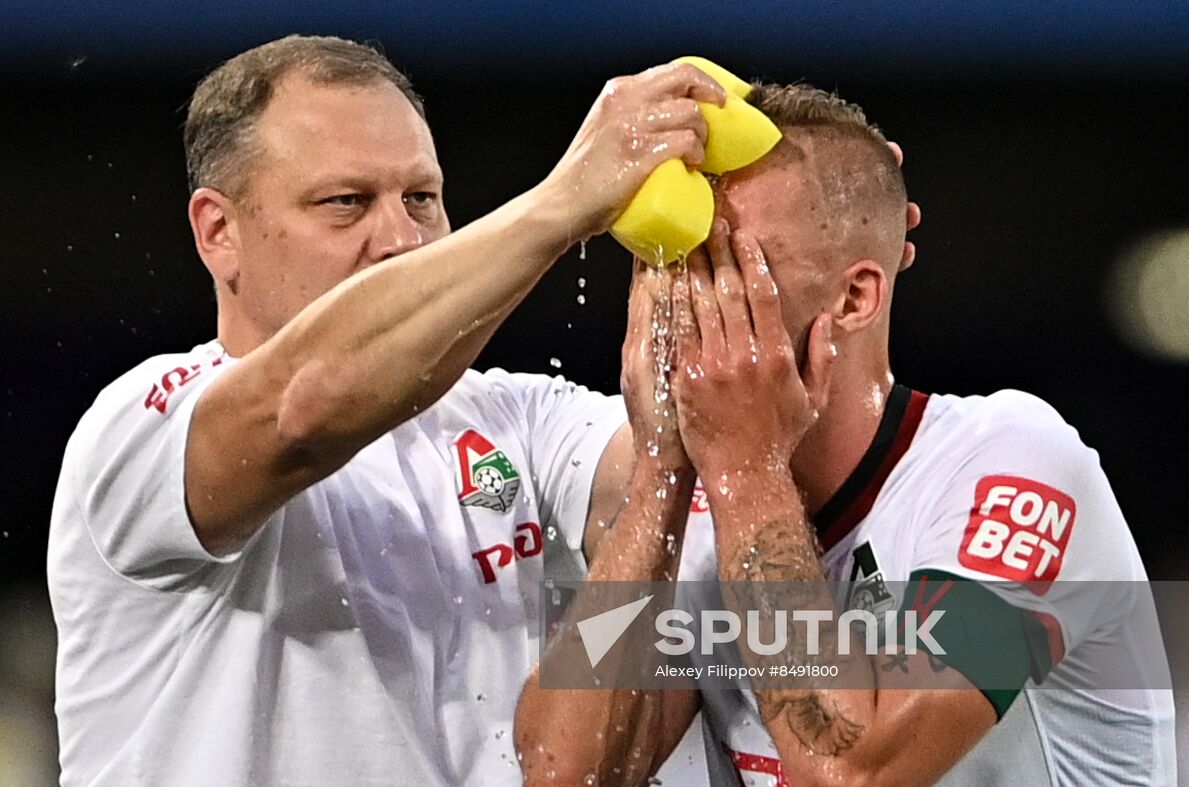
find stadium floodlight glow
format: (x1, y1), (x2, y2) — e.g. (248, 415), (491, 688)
(1109, 229), (1189, 362)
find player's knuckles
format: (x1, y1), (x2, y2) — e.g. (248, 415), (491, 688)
(759, 349), (796, 381)
(601, 76), (631, 104)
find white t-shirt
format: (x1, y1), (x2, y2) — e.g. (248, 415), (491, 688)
(48, 340), (628, 786)
(679, 386), (1176, 787)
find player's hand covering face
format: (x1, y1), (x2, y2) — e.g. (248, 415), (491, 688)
(621, 259), (690, 470)
(672, 219), (837, 477)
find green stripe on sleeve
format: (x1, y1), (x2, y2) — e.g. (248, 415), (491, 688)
(902, 568), (1056, 720)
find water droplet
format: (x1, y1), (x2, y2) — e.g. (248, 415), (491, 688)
(65, 245), (73, 253)
(495, 729), (506, 740)
(577, 277), (586, 289)
(1, 531), (8, 539)
(576, 294), (586, 305)
(546, 770), (556, 781)
(340, 597), (349, 607)
(484, 607), (492, 616)
(130, 194), (137, 202)
(566, 322), (573, 330)
(571, 458), (582, 468)
(584, 775), (597, 785)
(549, 357), (562, 369)
(453, 595), (464, 605)
(545, 525), (558, 540)
(578, 240), (587, 260)
(476, 693), (486, 702)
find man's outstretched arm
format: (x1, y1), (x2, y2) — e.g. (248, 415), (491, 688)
(184, 65), (725, 554)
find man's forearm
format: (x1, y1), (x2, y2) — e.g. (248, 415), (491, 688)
(707, 469), (879, 767)
(187, 184), (579, 551)
(515, 464), (696, 786)
(269, 184), (576, 448)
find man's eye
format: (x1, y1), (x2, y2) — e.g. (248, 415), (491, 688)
(404, 192), (437, 207)
(322, 194), (366, 207)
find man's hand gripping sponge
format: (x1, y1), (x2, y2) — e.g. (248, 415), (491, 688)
(610, 57), (782, 265)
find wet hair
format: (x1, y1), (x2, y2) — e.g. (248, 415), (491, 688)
(184, 34), (424, 197)
(748, 82), (907, 265)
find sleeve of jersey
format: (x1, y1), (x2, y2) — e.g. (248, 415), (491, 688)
(495, 371), (626, 556)
(69, 357), (251, 589)
(900, 414), (1141, 720)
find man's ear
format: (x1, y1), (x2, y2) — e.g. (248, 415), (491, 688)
(830, 259), (888, 333)
(189, 187), (241, 289)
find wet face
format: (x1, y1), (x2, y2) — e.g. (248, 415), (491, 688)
(714, 141), (842, 351)
(228, 75), (450, 337)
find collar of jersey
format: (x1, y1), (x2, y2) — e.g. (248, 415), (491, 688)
(813, 384), (929, 551)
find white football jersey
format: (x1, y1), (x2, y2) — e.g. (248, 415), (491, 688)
(680, 386), (1176, 786)
(48, 340), (629, 786)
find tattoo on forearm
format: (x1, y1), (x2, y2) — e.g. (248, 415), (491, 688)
(729, 517), (825, 585)
(760, 693), (864, 757)
(721, 504), (866, 757)
(928, 653), (950, 673)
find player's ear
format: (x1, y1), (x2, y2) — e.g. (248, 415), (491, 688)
(830, 259), (887, 334)
(189, 187), (242, 288)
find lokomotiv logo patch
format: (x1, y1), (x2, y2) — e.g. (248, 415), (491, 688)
(453, 429), (521, 512)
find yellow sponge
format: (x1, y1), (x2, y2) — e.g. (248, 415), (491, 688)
(697, 96), (783, 175)
(609, 159), (713, 265)
(610, 57), (782, 265)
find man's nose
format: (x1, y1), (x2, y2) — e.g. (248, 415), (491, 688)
(368, 198), (423, 261)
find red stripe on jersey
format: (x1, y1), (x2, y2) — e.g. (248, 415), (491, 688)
(818, 389), (929, 551)
(1025, 609), (1066, 667)
(724, 743), (790, 787)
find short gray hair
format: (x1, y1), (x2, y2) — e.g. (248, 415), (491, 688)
(184, 34), (424, 197)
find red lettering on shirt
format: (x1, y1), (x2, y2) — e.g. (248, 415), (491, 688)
(143, 364), (203, 414)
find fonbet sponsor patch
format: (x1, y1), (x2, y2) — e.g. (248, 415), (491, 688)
(959, 475), (1075, 593)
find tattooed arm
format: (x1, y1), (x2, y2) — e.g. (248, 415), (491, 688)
(673, 224), (995, 787)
